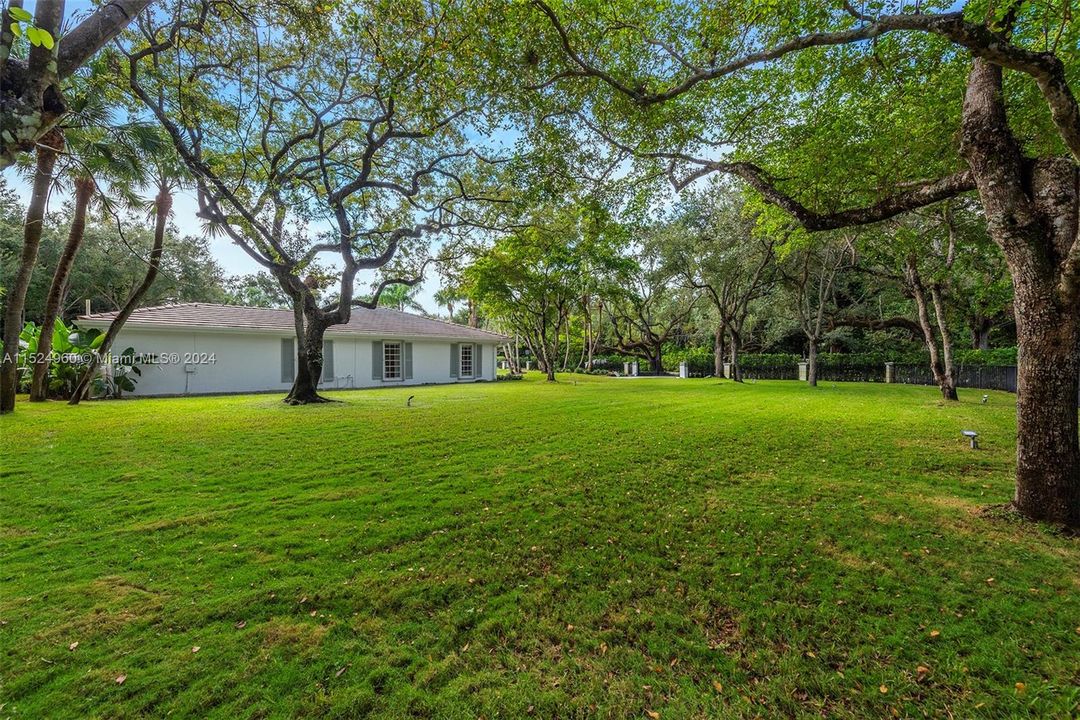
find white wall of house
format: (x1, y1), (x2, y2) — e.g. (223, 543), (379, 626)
(92, 327), (498, 396)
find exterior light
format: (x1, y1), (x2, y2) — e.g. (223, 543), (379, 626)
(982, 394), (989, 404)
(961, 430), (979, 449)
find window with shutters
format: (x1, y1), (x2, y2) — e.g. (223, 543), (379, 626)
(383, 341), (402, 380)
(459, 343), (473, 378)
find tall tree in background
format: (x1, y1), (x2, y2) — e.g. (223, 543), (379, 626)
(518, 0), (1080, 525)
(68, 157), (179, 404)
(776, 232), (854, 387)
(659, 186), (775, 381)
(606, 253), (695, 374)
(468, 203), (625, 381)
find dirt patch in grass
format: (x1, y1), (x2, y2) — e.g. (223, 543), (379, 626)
(33, 576), (165, 644)
(696, 605), (743, 652)
(126, 511), (225, 533)
(259, 617), (330, 656)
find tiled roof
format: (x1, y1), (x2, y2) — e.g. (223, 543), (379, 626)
(78, 303), (508, 342)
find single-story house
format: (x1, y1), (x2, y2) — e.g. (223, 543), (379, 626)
(77, 303), (507, 396)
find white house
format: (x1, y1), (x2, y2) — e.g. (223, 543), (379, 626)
(77, 303), (506, 396)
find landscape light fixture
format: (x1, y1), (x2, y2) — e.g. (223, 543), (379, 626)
(961, 430), (979, 449)
(982, 394), (989, 404)
(407, 395), (414, 407)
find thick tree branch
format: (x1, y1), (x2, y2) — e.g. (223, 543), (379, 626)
(535, 2), (1080, 161)
(57, 0), (156, 78)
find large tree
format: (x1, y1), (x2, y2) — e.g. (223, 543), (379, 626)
(120, 0), (500, 404)
(658, 185), (776, 381)
(776, 232), (855, 387)
(467, 203), (625, 381)
(515, 0), (1080, 526)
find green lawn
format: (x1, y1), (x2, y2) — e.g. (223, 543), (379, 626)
(1, 376), (1077, 719)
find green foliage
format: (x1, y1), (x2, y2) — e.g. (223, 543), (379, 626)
(1, 378), (1077, 717)
(15, 320), (103, 398)
(8, 6), (55, 48)
(15, 320), (150, 399)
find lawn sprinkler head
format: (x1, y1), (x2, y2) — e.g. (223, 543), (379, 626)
(407, 395), (415, 407)
(982, 394), (989, 404)
(961, 429), (979, 449)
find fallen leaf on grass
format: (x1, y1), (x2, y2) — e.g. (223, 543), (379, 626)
(115, 675), (126, 685)
(191, 646), (200, 653)
(335, 666), (347, 677)
(68, 642), (78, 651)
(879, 685), (888, 694)
(929, 630), (941, 639)
(712, 681), (723, 692)
(1015, 682), (1026, 693)
(645, 711), (660, 719)
(235, 621), (246, 629)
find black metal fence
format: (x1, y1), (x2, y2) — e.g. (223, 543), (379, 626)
(816, 364), (886, 383)
(741, 364), (799, 381)
(893, 364), (1019, 393)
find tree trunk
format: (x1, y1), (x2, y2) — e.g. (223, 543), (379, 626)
(1011, 280), (1080, 526)
(650, 348), (663, 374)
(285, 321), (331, 405)
(713, 323), (725, 377)
(970, 314), (992, 350)
(959, 58), (1079, 526)
(906, 256), (958, 401)
(468, 298), (478, 328)
(728, 329), (742, 382)
(30, 175), (95, 401)
(0, 129), (62, 413)
(929, 283), (958, 400)
(807, 336), (818, 387)
(69, 184), (170, 405)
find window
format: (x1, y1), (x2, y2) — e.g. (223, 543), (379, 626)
(459, 343), (473, 378)
(383, 341), (402, 381)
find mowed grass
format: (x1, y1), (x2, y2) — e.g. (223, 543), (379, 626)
(1, 376), (1078, 719)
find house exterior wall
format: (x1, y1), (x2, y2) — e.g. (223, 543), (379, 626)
(96, 327), (498, 396)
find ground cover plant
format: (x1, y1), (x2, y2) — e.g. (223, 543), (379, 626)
(1, 376), (1078, 718)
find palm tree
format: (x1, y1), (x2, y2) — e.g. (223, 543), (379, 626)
(433, 286), (463, 319)
(69, 151), (184, 404)
(377, 283), (425, 313)
(29, 89), (162, 401)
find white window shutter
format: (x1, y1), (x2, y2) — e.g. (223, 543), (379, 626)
(450, 343), (459, 377)
(474, 343), (482, 377)
(404, 342), (413, 380)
